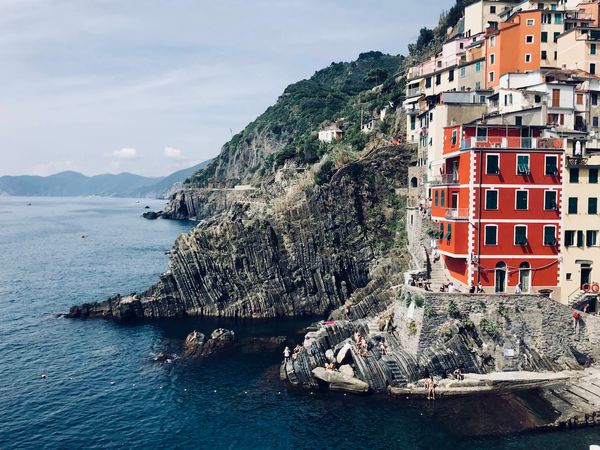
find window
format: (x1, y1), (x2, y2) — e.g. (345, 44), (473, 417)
(446, 223), (452, 241)
(565, 230), (576, 246)
(485, 225), (498, 245)
(486, 189), (499, 210)
(570, 168), (580, 183)
(526, 18), (534, 26)
(555, 13), (562, 24)
(544, 226), (557, 246)
(426, 77), (432, 88)
(460, 67), (466, 77)
(545, 155), (559, 175)
(525, 54), (532, 63)
(568, 197), (578, 214)
(588, 230), (599, 247)
(490, 54), (495, 65)
(578, 230), (585, 247)
(594, 117), (599, 128)
(591, 63), (597, 75)
(441, 190), (445, 207)
(486, 154), (500, 174)
(475, 61), (481, 72)
(516, 190), (528, 210)
(451, 129), (457, 146)
(515, 226), (528, 245)
(535, 94), (542, 103)
(589, 197), (598, 214)
(448, 70), (454, 82)
(543, 13), (551, 24)
(593, 93), (598, 106)
(439, 223), (444, 239)
(541, 31), (548, 43)
(435, 74), (441, 85)
(516, 116), (523, 126)
(476, 127), (487, 141)
(554, 32), (560, 43)
(490, 36), (496, 48)
(504, 94), (513, 106)
(590, 169), (599, 184)
(434, 191), (439, 206)
(517, 155), (530, 175)
(489, 72), (495, 83)
(491, 6), (497, 13)
(541, 50), (547, 60)
(526, 35), (534, 44)
(592, 43), (597, 55)
(577, 93), (584, 105)
(545, 191), (557, 210)
(552, 89), (560, 107)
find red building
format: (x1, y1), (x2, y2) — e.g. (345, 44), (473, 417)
(430, 125), (564, 293)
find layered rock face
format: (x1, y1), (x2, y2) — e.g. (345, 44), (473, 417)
(283, 288), (600, 393)
(67, 146), (410, 321)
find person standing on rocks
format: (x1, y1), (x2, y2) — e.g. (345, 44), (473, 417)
(283, 346), (291, 363)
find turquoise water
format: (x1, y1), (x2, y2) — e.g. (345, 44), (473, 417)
(1, 196), (600, 449)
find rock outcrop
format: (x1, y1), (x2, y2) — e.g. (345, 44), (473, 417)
(66, 146), (410, 321)
(182, 328), (236, 358)
(283, 288), (600, 393)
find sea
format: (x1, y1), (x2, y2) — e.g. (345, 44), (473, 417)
(1, 196), (599, 449)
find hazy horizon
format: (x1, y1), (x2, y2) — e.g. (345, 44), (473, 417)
(1, 0), (453, 177)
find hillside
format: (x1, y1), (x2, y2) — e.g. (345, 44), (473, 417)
(0, 160), (210, 198)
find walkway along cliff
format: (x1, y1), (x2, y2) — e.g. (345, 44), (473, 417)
(66, 146), (411, 320)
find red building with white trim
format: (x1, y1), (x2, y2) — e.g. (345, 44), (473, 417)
(430, 124), (564, 294)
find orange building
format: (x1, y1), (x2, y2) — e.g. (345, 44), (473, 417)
(430, 125), (565, 294)
(486, 9), (565, 88)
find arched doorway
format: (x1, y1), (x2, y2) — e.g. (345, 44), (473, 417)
(410, 177), (418, 188)
(495, 262), (507, 293)
(519, 262), (531, 293)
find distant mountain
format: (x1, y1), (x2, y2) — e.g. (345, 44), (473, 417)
(0, 160), (211, 198)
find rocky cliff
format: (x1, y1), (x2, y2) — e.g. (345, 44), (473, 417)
(67, 146), (411, 321)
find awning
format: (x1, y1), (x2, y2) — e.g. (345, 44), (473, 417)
(576, 260), (594, 265)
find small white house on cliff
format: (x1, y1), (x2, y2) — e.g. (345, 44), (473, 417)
(318, 124), (343, 143)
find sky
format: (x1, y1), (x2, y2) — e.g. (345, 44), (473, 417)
(0, 0), (454, 177)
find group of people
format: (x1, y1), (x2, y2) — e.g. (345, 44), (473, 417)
(409, 276), (432, 291)
(353, 331), (369, 357)
(283, 344), (304, 363)
(467, 283), (485, 294)
(440, 282), (459, 293)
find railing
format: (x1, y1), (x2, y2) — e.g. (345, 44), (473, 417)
(406, 87), (423, 97)
(566, 156), (589, 167)
(429, 174), (459, 185)
(445, 208), (469, 220)
(460, 137), (564, 150)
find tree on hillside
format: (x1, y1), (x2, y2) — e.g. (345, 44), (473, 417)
(364, 68), (389, 85)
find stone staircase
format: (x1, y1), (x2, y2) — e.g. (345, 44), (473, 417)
(382, 357), (407, 387)
(428, 256), (449, 292)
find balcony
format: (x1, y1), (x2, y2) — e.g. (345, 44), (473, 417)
(460, 137), (564, 150)
(445, 208), (469, 220)
(406, 87), (423, 98)
(429, 174), (459, 185)
(566, 156), (589, 167)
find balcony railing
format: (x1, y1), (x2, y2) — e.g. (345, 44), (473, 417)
(429, 174), (460, 185)
(566, 156), (589, 167)
(445, 208), (469, 220)
(406, 87), (423, 98)
(460, 137), (564, 150)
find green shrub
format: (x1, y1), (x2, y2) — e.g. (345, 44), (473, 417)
(447, 300), (459, 317)
(414, 295), (424, 308)
(479, 318), (500, 338)
(314, 160), (334, 186)
(497, 303), (509, 318)
(408, 320), (417, 336)
(424, 306), (436, 317)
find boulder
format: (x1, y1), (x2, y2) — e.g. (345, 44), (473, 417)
(339, 364), (355, 378)
(312, 367), (369, 393)
(142, 211), (161, 220)
(183, 329), (235, 358)
(336, 342), (353, 364)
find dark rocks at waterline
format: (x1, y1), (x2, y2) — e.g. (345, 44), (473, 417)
(181, 328), (290, 358)
(153, 352), (176, 363)
(142, 211), (163, 220)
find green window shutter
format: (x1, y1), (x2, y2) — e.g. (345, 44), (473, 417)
(485, 226), (497, 245)
(487, 155), (499, 174)
(440, 223), (444, 239)
(592, 44), (597, 55)
(590, 169), (599, 184)
(486, 190), (498, 209)
(589, 198), (598, 214)
(441, 191), (445, 207)
(434, 191), (439, 206)
(516, 191), (528, 210)
(517, 155), (530, 175)
(544, 227), (556, 245)
(515, 226), (527, 245)
(570, 168), (580, 183)
(545, 157), (558, 175)
(577, 230), (585, 247)
(445, 223), (452, 241)
(568, 197), (578, 214)
(587, 231), (597, 247)
(565, 230), (575, 246)
(545, 191), (557, 210)
(541, 31), (548, 43)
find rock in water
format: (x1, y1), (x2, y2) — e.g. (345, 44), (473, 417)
(312, 367), (369, 393)
(142, 211), (161, 220)
(182, 329), (236, 358)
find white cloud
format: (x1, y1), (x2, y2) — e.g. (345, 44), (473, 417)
(164, 146), (184, 160)
(112, 147), (138, 159)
